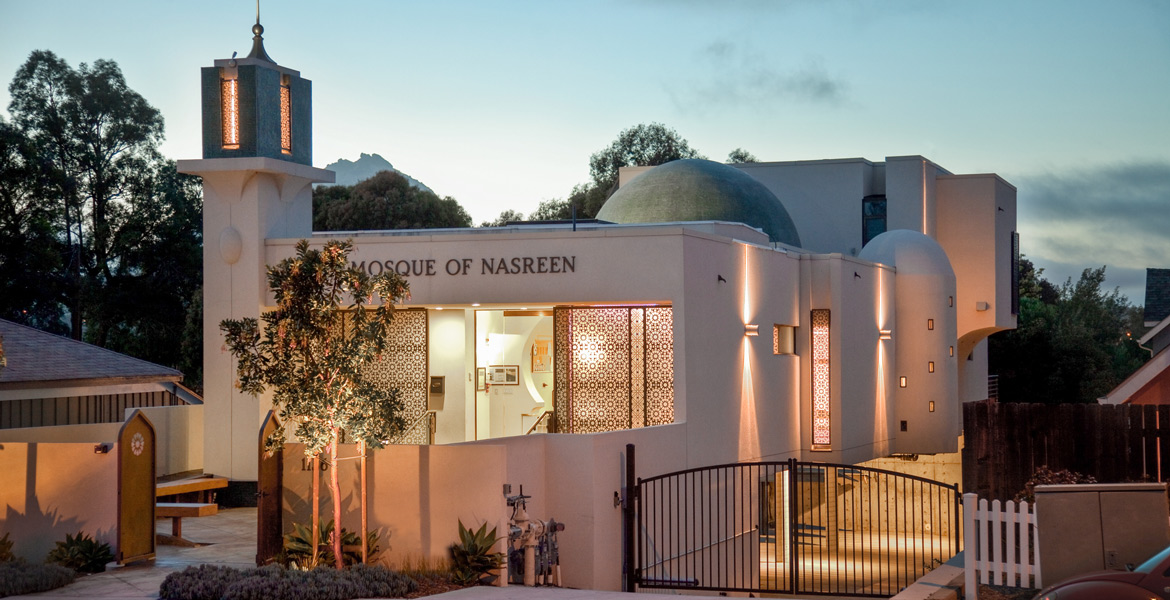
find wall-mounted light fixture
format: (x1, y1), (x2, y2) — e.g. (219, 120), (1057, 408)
(93, 443), (112, 455)
(879, 329), (892, 340)
(744, 324), (759, 336)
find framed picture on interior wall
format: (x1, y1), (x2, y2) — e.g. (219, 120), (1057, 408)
(490, 365), (520, 385)
(531, 336), (552, 373)
(476, 367), (486, 391)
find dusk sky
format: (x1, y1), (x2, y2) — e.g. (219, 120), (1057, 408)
(2, 0), (1167, 303)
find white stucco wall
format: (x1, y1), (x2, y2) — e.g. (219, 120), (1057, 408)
(180, 157), (333, 481)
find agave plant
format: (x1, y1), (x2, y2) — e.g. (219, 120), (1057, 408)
(449, 520), (505, 585)
(45, 532), (113, 574)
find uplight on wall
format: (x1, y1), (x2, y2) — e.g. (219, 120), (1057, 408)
(221, 77), (240, 149)
(811, 309), (831, 449)
(879, 329), (892, 340)
(744, 324), (759, 337)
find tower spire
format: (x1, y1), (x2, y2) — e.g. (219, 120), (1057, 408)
(246, 0), (275, 63)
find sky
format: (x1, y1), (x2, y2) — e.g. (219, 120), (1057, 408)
(2, 0), (1168, 304)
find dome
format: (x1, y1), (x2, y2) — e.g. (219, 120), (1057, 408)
(858, 229), (955, 279)
(596, 159), (801, 246)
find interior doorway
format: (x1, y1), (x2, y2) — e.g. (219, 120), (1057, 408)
(474, 310), (554, 440)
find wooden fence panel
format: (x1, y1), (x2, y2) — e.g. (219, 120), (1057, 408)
(964, 400), (1170, 501)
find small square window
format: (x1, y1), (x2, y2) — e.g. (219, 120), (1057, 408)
(927, 319), (934, 330)
(773, 324), (795, 355)
(928, 361), (935, 373)
(949, 346), (954, 357)
(899, 376), (907, 388)
(948, 296), (954, 307)
(928, 401), (935, 412)
(900, 420), (908, 432)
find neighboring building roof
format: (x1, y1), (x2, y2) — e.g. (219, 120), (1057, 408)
(1145, 268), (1170, 325)
(0, 319), (182, 389)
(597, 159), (802, 247)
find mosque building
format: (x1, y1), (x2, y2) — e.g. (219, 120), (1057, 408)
(177, 19), (1018, 489)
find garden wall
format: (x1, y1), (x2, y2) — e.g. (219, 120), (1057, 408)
(0, 404), (202, 478)
(0, 442), (119, 561)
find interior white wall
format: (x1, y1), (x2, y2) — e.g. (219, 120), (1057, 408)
(428, 309), (469, 444)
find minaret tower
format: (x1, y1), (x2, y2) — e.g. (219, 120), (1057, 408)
(178, 10), (333, 483)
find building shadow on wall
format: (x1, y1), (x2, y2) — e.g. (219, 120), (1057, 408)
(2, 443), (114, 560)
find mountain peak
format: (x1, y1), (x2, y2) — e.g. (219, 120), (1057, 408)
(322, 153), (433, 194)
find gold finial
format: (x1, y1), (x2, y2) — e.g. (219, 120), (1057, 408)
(246, 0), (275, 63)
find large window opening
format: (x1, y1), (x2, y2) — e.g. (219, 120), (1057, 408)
(862, 195), (887, 247)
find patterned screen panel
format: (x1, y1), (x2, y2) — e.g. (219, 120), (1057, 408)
(348, 309), (429, 443)
(280, 84), (292, 154)
(221, 78), (239, 148)
(553, 306), (674, 434)
(811, 309), (831, 449)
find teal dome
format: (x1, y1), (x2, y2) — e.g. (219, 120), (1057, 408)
(596, 159), (801, 246)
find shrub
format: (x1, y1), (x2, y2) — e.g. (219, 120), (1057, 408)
(1014, 466), (1097, 503)
(45, 532), (113, 574)
(0, 559), (76, 596)
(0, 532), (13, 562)
(281, 521), (381, 570)
(159, 564), (255, 600)
(449, 520), (505, 586)
(158, 564), (416, 600)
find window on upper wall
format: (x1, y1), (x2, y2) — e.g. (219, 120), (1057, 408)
(1011, 231), (1020, 315)
(862, 195), (887, 246)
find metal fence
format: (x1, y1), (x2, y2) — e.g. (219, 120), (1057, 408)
(624, 447), (959, 597)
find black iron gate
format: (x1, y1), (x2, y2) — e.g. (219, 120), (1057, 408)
(622, 445), (960, 597)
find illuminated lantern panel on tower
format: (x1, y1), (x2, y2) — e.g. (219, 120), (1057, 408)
(811, 309), (831, 449)
(221, 78), (239, 149)
(280, 81), (291, 154)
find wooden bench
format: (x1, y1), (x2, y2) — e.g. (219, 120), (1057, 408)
(156, 502), (218, 538)
(156, 476), (228, 502)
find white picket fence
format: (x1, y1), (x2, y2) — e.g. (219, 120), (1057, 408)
(963, 493), (1041, 595)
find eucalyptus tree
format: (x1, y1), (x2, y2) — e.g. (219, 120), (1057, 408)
(221, 239), (409, 569)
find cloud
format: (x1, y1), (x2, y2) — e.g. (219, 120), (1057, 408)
(668, 41), (848, 112)
(1017, 161), (1170, 304)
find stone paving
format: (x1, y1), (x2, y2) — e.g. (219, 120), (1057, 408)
(10, 508), (257, 600)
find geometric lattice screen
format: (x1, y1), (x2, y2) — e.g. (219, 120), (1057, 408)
(352, 309), (429, 443)
(553, 306), (674, 434)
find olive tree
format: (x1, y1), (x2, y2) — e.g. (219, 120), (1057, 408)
(221, 239), (409, 568)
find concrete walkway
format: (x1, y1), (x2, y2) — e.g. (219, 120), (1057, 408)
(9, 508), (860, 600)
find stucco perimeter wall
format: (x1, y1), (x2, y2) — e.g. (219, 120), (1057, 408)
(0, 405), (201, 478)
(282, 443), (510, 568)
(0, 442), (119, 561)
(466, 423), (689, 591)
(0, 405), (203, 477)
